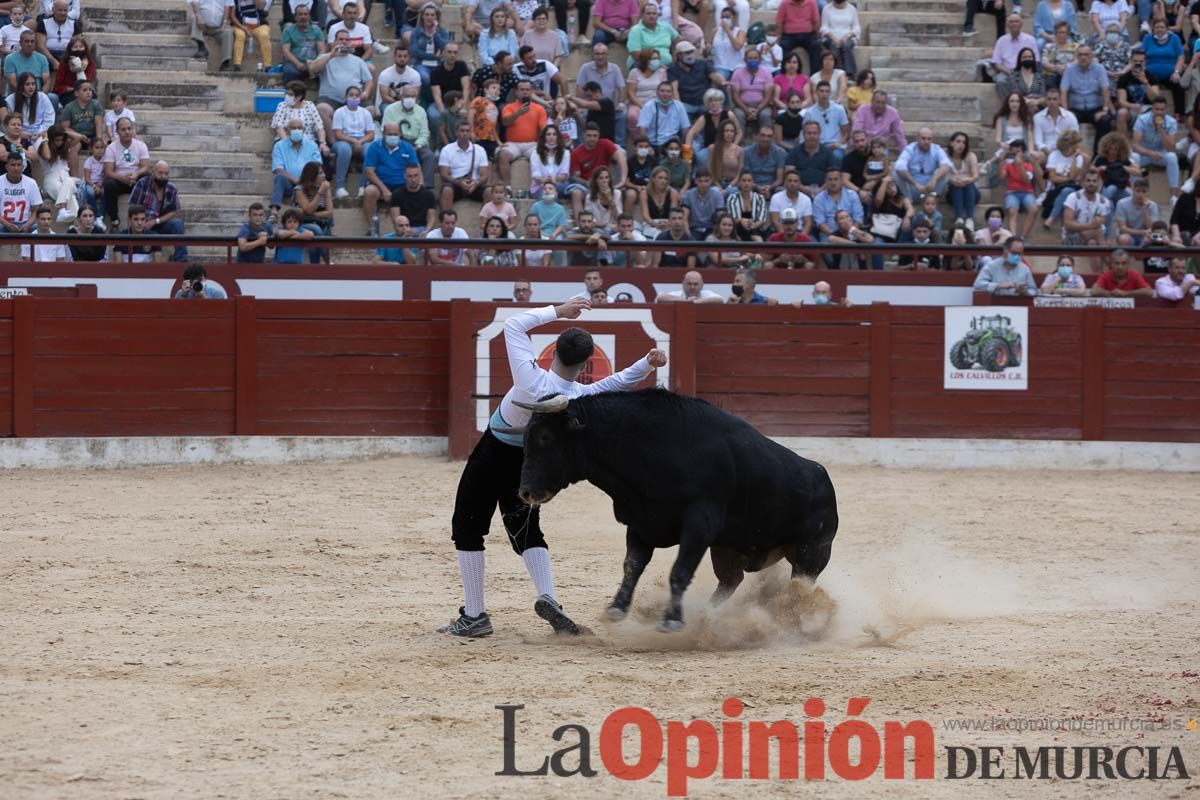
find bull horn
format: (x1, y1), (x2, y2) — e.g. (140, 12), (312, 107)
(513, 394), (570, 413)
(489, 424), (527, 436)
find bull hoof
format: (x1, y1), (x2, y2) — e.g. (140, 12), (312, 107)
(656, 618), (684, 633)
(605, 606), (627, 620)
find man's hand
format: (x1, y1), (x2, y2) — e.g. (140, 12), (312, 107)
(646, 348), (668, 367)
(555, 297), (591, 319)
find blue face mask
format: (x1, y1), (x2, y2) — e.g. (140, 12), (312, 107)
(1106, 32), (1120, 44)
(746, 59), (760, 69)
(1006, 252), (1021, 266)
(650, 58), (662, 71)
(813, 293), (831, 305)
(385, 134), (401, 147)
(1057, 265), (1073, 279)
(289, 129), (304, 142)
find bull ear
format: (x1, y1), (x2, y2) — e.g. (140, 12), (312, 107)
(513, 394), (570, 413)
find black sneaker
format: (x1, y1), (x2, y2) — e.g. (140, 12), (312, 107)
(535, 595), (581, 636)
(436, 608), (493, 637)
(962, 25), (977, 35)
(192, 44), (208, 60)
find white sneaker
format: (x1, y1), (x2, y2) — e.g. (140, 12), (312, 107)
(354, 184), (365, 199)
(1034, 190), (1048, 206)
(55, 208), (74, 223)
(1171, 194), (1179, 208)
(1182, 178), (1194, 194)
(335, 187), (350, 200)
(1140, 21), (1150, 34)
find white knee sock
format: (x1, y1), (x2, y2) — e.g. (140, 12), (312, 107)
(521, 547), (556, 602)
(457, 550), (486, 617)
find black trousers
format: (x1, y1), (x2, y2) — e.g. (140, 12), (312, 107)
(780, 32), (821, 75)
(451, 429), (547, 554)
(102, 179), (133, 224)
(965, 0), (1004, 35)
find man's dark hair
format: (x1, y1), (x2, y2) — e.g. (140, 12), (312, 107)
(555, 327), (594, 367)
(585, 121), (600, 132)
(583, 80), (601, 93)
(518, 45), (535, 59)
(183, 263), (207, 281)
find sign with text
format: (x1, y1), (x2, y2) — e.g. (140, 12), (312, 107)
(944, 306), (1029, 391)
(1033, 296), (1135, 309)
(0, 287), (28, 297)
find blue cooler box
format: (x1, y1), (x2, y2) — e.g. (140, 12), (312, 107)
(254, 89), (286, 114)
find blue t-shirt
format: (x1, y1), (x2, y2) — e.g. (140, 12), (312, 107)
(1142, 32), (1184, 80)
(237, 221), (275, 263)
(375, 232), (409, 264)
(531, 200), (567, 237)
(274, 244), (305, 263)
(1133, 110), (1178, 153)
(363, 140), (420, 188)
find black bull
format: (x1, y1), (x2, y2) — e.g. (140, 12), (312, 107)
(508, 388), (839, 632)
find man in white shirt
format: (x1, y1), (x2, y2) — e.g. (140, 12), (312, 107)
(438, 296), (667, 638)
(1032, 88), (1079, 159)
(656, 269), (725, 303)
(424, 208), (471, 264)
(1061, 169), (1111, 247)
(1154, 257), (1200, 301)
(769, 171), (814, 233)
(326, 0), (374, 59)
(375, 44), (422, 113)
(1, 152), (40, 259)
(437, 120), (490, 210)
(23, 204), (67, 261)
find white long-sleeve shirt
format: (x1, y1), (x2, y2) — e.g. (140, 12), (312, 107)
(490, 305), (654, 446)
(819, 2), (860, 39)
(1154, 274), (1200, 301)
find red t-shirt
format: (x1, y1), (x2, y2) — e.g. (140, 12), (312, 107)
(1002, 159), (1035, 194)
(571, 139), (617, 181)
(767, 231), (813, 243)
(1095, 269), (1150, 292)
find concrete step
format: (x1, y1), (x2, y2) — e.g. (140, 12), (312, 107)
(87, 6), (191, 33)
(860, 46), (990, 68)
(105, 53), (209, 73)
(863, 0), (966, 13)
(140, 132), (244, 153)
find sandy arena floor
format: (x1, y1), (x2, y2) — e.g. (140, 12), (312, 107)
(1, 455), (1197, 799)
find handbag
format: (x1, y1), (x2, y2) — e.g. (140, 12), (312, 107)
(869, 213), (902, 239)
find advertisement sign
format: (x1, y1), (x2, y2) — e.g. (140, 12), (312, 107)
(944, 306), (1028, 390)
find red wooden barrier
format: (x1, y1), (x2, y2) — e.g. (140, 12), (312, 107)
(2, 299), (1198, 448)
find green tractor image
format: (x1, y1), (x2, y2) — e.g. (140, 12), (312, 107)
(949, 314), (1023, 372)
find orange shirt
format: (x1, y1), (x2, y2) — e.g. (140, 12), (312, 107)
(502, 100), (547, 144)
(470, 96), (500, 143)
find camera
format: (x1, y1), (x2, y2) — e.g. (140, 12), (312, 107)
(1151, 234), (1165, 244)
(190, 279), (204, 293)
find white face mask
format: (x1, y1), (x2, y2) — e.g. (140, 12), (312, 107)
(637, 147), (651, 157)
(401, 97), (416, 110)
(766, 35), (778, 44)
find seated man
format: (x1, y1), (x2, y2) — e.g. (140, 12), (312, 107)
(437, 120), (491, 211)
(362, 121), (420, 236)
(680, 168), (723, 239)
(280, 4), (326, 84)
(727, 268), (777, 304)
(1090, 248), (1154, 297)
(893, 128), (951, 203)
(1131, 96), (1181, 206)
(973, 236), (1039, 296)
(764, 207), (814, 269)
(1153, 257), (1200, 301)
(382, 84), (438, 187)
(129, 160), (187, 263)
(650, 205), (697, 267)
(769, 169), (814, 234)
(785, 121), (838, 198)
(655, 269), (724, 303)
(310, 30), (375, 144)
(271, 118), (322, 218)
(189, 0), (234, 69)
(1060, 169), (1110, 247)
(390, 163), (438, 234)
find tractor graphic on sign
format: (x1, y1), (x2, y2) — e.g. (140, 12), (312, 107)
(948, 314), (1024, 372)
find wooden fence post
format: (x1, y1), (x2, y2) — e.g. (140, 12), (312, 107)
(235, 295), (258, 435)
(868, 301), (892, 438)
(671, 302), (697, 395)
(447, 299), (476, 460)
(1080, 306), (1105, 440)
(12, 294), (32, 437)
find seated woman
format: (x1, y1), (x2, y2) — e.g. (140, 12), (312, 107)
(705, 211), (752, 267)
(292, 161), (333, 262)
(685, 89), (742, 170)
(529, 124), (586, 205)
(826, 208), (875, 269)
(870, 175), (914, 270)
(478, 215), (519, 265)
(706, 119), (744, 191)
(52, 35), (95, 108)
(725, 170), (769, 242)
(584, 166), (622, 233)
(38, 125), (81, 223)
(6, 72), (55, 140)
(639, 165), (679, 237)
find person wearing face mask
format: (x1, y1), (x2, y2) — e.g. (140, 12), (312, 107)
(668, 40), (725, 116)
(636, 80), (690, 149)
(727, 268), (776, 304)
(658, 138), (691, 191)
(1093, 22), (1132, 85)
(271, 82), (328, 159)
(973, 236), (1039, 295)
(332, 87), (375, 199)
(709, 9), (745, 80)
(791, 280), (852, 307)
(129, 160), (188, 261)
(974, 205), (1013, 247)
(50, 34), (92, 107)
(1141, 18), (1185, 114)
(382, 84), (438, 189)
(730, 47), (777, 133)
(1040, 254), (1089, 295)
(818, 0), (860, 75)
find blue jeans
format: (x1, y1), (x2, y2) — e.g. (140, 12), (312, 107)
(949, 182), (980, 220)
(301, 222), (327, 263)
(870, 235), (887, 270)
(281, 61), (308, 84)
(1044, 182), (1078, 221)
(151, 217), (188, 262)
(332, 141), (366, 191)
(821, 37), (857, 75)
(272, 173), (296, 207)
(427, 103), (443, 145)
(81, 182), (101, 218)
(592, 29), (620, 44)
